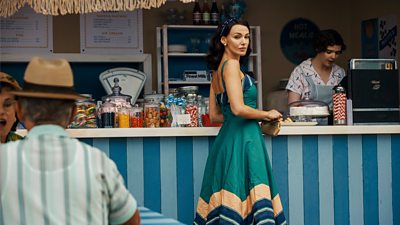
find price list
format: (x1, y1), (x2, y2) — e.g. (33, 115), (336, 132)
(0, 6), (52, 53)
(81, 11), (143, 54)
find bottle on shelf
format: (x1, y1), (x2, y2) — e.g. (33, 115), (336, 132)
(229, 0), (240, 19)
(210, 0), (219, 25)
(192, 0), (202, 25)
(202, 0), (210, 25)
(220, 3), (226, 24)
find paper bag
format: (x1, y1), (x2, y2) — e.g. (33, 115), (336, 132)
(261, 120), (281, 136)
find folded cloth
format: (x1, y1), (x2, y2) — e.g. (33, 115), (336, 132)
(261, 120), (281, 136)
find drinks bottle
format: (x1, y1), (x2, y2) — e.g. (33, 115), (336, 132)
(202, 0), (210, 25)
(210, 0), (219, 25)
(193, 0), (202, 25)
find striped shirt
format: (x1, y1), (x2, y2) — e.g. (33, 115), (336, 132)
(0, 125), (137, 225)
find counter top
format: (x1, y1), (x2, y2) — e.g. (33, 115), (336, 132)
(16, 125), (400, 138)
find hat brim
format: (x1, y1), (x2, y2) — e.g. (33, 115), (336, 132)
(11, 90), (85, 100)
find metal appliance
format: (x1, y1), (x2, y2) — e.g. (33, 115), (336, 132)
(347, 59), (399, 124)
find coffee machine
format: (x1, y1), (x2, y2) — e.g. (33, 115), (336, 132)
(346, 59), (399, 124)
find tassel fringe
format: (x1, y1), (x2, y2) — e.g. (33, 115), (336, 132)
(0, 0), (194, 17)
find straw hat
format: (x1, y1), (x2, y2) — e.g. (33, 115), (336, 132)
(0, 72), (22, 90)
(11, 57), (84, 100)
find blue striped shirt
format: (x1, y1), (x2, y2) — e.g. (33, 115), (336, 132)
(0, 125), (137, 225)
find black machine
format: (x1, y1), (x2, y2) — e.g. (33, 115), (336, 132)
(345, 59), (399, 124)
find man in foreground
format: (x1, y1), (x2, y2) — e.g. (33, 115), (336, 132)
(0, 57), (140, 225)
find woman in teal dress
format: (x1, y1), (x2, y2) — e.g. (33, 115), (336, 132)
(194, 18), (287, 224)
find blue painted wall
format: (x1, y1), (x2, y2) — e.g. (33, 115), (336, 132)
(81, 134), (399, 225)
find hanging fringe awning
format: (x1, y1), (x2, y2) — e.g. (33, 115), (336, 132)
(0, 0), (194, 17)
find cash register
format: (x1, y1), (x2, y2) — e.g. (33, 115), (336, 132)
(345, 59), (399, 124)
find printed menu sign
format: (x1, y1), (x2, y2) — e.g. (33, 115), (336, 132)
(80, 10), (143, 54)
(0, 6), (53, 53)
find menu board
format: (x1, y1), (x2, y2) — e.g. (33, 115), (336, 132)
(80, 10), (143, 54)
(0, 6), (53, 54)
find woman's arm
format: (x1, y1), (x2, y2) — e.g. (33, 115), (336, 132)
(287, 90), (301, 105)
(223, 60), (281, 121)
(209, 85), (224, 123)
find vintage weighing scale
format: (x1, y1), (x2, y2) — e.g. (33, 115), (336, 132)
(99, 67), (147, 104)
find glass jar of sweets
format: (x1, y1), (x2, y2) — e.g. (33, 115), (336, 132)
(118, 101), (131, 128)
(131, 104), (144, 128)
(100, 98), (117, 128)
(144, 97), (160, 128)
(69, 94), (97, 128)
(185, 93), (198, 127)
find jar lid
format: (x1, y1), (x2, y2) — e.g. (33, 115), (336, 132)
(132, 105), (143, 113)
(178, 86), (199, 95)
(101, 99), (116, 112)
(101, 78), (132, 103)
(144, 93), (164, 103)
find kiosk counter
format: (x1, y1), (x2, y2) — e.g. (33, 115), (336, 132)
(16, 125), (400, 225)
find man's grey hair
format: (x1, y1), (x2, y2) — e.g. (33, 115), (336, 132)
(18, 97), (75, 126)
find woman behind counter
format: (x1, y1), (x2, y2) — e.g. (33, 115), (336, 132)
(0, 72), (23, 143)
(286, 29), (347, 109)
(194, 18), (286, 224)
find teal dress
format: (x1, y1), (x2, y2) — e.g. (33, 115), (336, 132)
(194, 62), (286, 224)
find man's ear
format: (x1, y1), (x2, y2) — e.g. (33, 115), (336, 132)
(15, 101), (24, 122)
(68, 104), (77, 125)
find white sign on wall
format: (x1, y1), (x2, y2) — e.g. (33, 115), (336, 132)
(362, 15), (397, 60)
(0, 6), (53, 54)
(80, 10), (143, 54)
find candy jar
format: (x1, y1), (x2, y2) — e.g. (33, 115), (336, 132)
(144, 97), (160, 128)
(100, 98), (116, 128)
(69, 94), (97, 128)
(131, 104), (144, 128)
(159, 101), (171, 127)
(96, 100), (103, 128)
(185, 93), (198, 127)
(118, 101), (131, 128)
(165, 94), (185, 127)
(197, 95), (206, 127)
(100, 78), (134, 128)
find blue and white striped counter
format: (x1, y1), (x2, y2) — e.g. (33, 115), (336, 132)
(140, 207), (184, 225)
(16, 125), (400, 225)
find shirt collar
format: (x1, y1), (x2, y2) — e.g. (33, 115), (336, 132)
(26, 125), (69, 138)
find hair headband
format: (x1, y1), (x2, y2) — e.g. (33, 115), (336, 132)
(220, 17), (238, 36)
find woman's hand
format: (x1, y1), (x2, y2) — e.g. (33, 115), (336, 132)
(263, 109), (282, 121)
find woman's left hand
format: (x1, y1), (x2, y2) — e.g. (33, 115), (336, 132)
(264, 109), (283, 121)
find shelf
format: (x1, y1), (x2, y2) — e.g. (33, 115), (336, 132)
(164, 25), (218, 29)
(157, 25), (263, 108)
(168, 81), (210, 85)
(162, 53), (207, 57)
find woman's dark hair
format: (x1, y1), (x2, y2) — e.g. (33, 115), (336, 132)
(313, 29), (347, 54)
(206, 18), (252, 70)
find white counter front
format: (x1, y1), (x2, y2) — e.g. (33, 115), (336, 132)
(16, 125), (400, 138)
